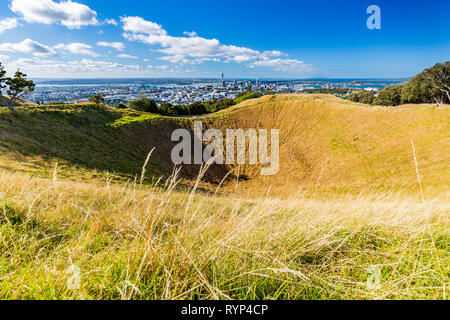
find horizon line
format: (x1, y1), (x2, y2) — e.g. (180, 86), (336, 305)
(32, 77), (411, 81)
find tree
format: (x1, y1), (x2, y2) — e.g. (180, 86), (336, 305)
(401, 73), (437, 104)
(188, 101), (207, 115)
(0, 62), (6, 97)
(89, 94), (105, 108)
(114, 103), (127, 109)
(348, 90), (376, 105)
(422, 62), (450, 105)
(373, 85), (403, 106)
(5, 70), (35, 112)
(401, 62), (450, 105)
(129, 97), (158, 113)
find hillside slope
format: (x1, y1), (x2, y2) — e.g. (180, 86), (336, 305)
(1, 94), (448, 300)
(0, 95), (34, 107)
(0, 95), (449, 197)
(208, 95), (450, 196)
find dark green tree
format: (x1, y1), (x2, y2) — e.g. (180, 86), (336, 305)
(421, 62), (450, 104)
(129, 97), (158, 113)
(114, 103), (127, 109)
(188, 102), (207, 115)
(5, 70), (35, 112)
(89, 94), (105, 108)
(401, 62), (450, 105)
(373, 85), (403, 106)
(401, 73), (437, 104)
(348, 90), (376, 105)
(0, 62), (6, 98)
(158, 103), (183, 116)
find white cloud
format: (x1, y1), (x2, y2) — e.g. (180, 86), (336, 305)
(10, 0), (99, 29)
(122, 16), (167, 36)
(183, 31), (197, 37)
(0, 39), (55, 57)
(121, 16), (312, 73)
(4, 57), (197, 77)
(0, 18), (19, 34)
(123, 31), (268, 64)
(97, 41), (125, 51)
(250, 59), (313, 72)
(4, 57), (142, 77)
(105, 18), (118, 26)
(54, 42), (98, 57)
(0, 55), (10, 61)
(117, 53), (138, 59)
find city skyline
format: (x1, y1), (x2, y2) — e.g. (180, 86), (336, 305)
(0, 0), (449, 79)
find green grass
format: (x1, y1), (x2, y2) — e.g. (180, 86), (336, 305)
(0, 96), (448, 300)
(0, 103), (171, 181)
(0, 171), (448, 300)
(1, 95), (449, 196)
(109, 114), (161, 128)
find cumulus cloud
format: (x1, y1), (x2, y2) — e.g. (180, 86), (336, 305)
(0, 38), (55, 57)
(121, 16), (312, 73)
(250, 59), (313, 72)
(4, 57), (196, 77)
(97, 41), (125, 51)
(117, 53), (138, 59)
(0, 18), (19, 34)
(122, 16), (167, 36)
(5, 57), (141, 77)
(10, 0), (99, 29)
(104, 18), (118, 26)
(54, 42), (98, 57)
(183, 31), (197, 37)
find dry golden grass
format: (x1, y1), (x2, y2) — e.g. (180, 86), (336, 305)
(1, 94), (449, 197)
(0, 166), (448, 300)
(0, 94), (448, 300)
(207, 94), (450, 197)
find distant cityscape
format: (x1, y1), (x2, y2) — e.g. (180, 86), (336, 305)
(26, 77), (406, 106)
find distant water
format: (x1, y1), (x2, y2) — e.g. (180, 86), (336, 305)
(33, 78), (407, 89)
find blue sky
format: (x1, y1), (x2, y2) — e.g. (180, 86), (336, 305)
(0, 0), (448, 79)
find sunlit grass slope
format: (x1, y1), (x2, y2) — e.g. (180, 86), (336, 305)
(207, 94), (450, 196)
(0, 170), (448, 299)
(0, 95), (448, 300)
(0, 94), (449, 196)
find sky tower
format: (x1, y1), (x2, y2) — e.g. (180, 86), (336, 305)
(221, 65), (225, 88)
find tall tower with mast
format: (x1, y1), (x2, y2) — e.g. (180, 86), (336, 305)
(221, 64), (225, 88)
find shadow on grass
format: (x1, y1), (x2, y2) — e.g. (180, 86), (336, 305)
(0, 104), (233, 185)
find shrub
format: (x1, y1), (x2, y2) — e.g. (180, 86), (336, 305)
(129, 98), (158, 113)
(204, 98), (235, 113)
(186, 102), (207, 115)
(348, 91), (376, 105)
(159, 103), (184, 116)
(114, 103), (127, 109)
(373, 85), (403, 106)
